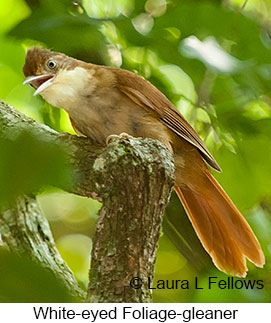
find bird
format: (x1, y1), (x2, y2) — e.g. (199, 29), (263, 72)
(23, 47), (265, 277)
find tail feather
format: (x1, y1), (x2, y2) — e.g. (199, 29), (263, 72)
(175, 172), (265, 277)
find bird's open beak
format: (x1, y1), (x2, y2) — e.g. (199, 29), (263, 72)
(23, 74), (55, 96)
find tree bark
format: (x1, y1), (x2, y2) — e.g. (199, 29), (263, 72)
(0, 100), (175, 302)
(88, 137), (175, 302)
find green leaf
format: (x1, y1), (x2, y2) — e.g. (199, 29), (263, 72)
(8, 0), (106, 64)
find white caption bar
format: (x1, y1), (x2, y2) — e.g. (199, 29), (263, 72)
(0, 303), (268, 322)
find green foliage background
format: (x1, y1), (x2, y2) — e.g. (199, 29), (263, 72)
(0, 0), (270, 302)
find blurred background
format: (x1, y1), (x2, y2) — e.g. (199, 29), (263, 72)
(0, 0), (270, 302)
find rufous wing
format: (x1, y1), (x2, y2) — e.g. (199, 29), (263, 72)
(112, 67), (221, 171)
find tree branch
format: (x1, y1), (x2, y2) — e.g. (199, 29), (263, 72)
(0, 195), (85, 300)
(0, 99), (104, 198)
(88, 137), (175, 302)
(0, 100), (175, 302)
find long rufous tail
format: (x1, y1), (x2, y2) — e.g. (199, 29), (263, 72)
(175, 171), (265, 277)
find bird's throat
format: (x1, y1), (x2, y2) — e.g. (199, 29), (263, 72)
(40, 67), (95, 110)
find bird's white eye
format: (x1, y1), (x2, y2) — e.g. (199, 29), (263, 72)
(47, 59), (57, 70)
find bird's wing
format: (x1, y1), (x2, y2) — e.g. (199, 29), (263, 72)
(113, 68), (221, 171)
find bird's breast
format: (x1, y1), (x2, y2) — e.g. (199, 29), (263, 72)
(67, 90), (150, 144)
(65, 88), (172, 150)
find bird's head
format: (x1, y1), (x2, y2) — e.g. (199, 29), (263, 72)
(23, 47), (95, 110)
(23, 47), (73, 96)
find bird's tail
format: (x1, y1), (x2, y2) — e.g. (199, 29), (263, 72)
(175, 171), (265, 277)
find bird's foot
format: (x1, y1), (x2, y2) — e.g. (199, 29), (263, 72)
(106, 132), (134, 145)
(57, 131), (72, 140)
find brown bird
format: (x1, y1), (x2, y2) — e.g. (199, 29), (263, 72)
(23, 47), (265, 277)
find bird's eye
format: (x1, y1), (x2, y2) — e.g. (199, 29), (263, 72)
(47, 59), (57, 70)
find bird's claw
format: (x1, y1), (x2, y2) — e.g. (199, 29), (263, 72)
(106, 132), (134, 145)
